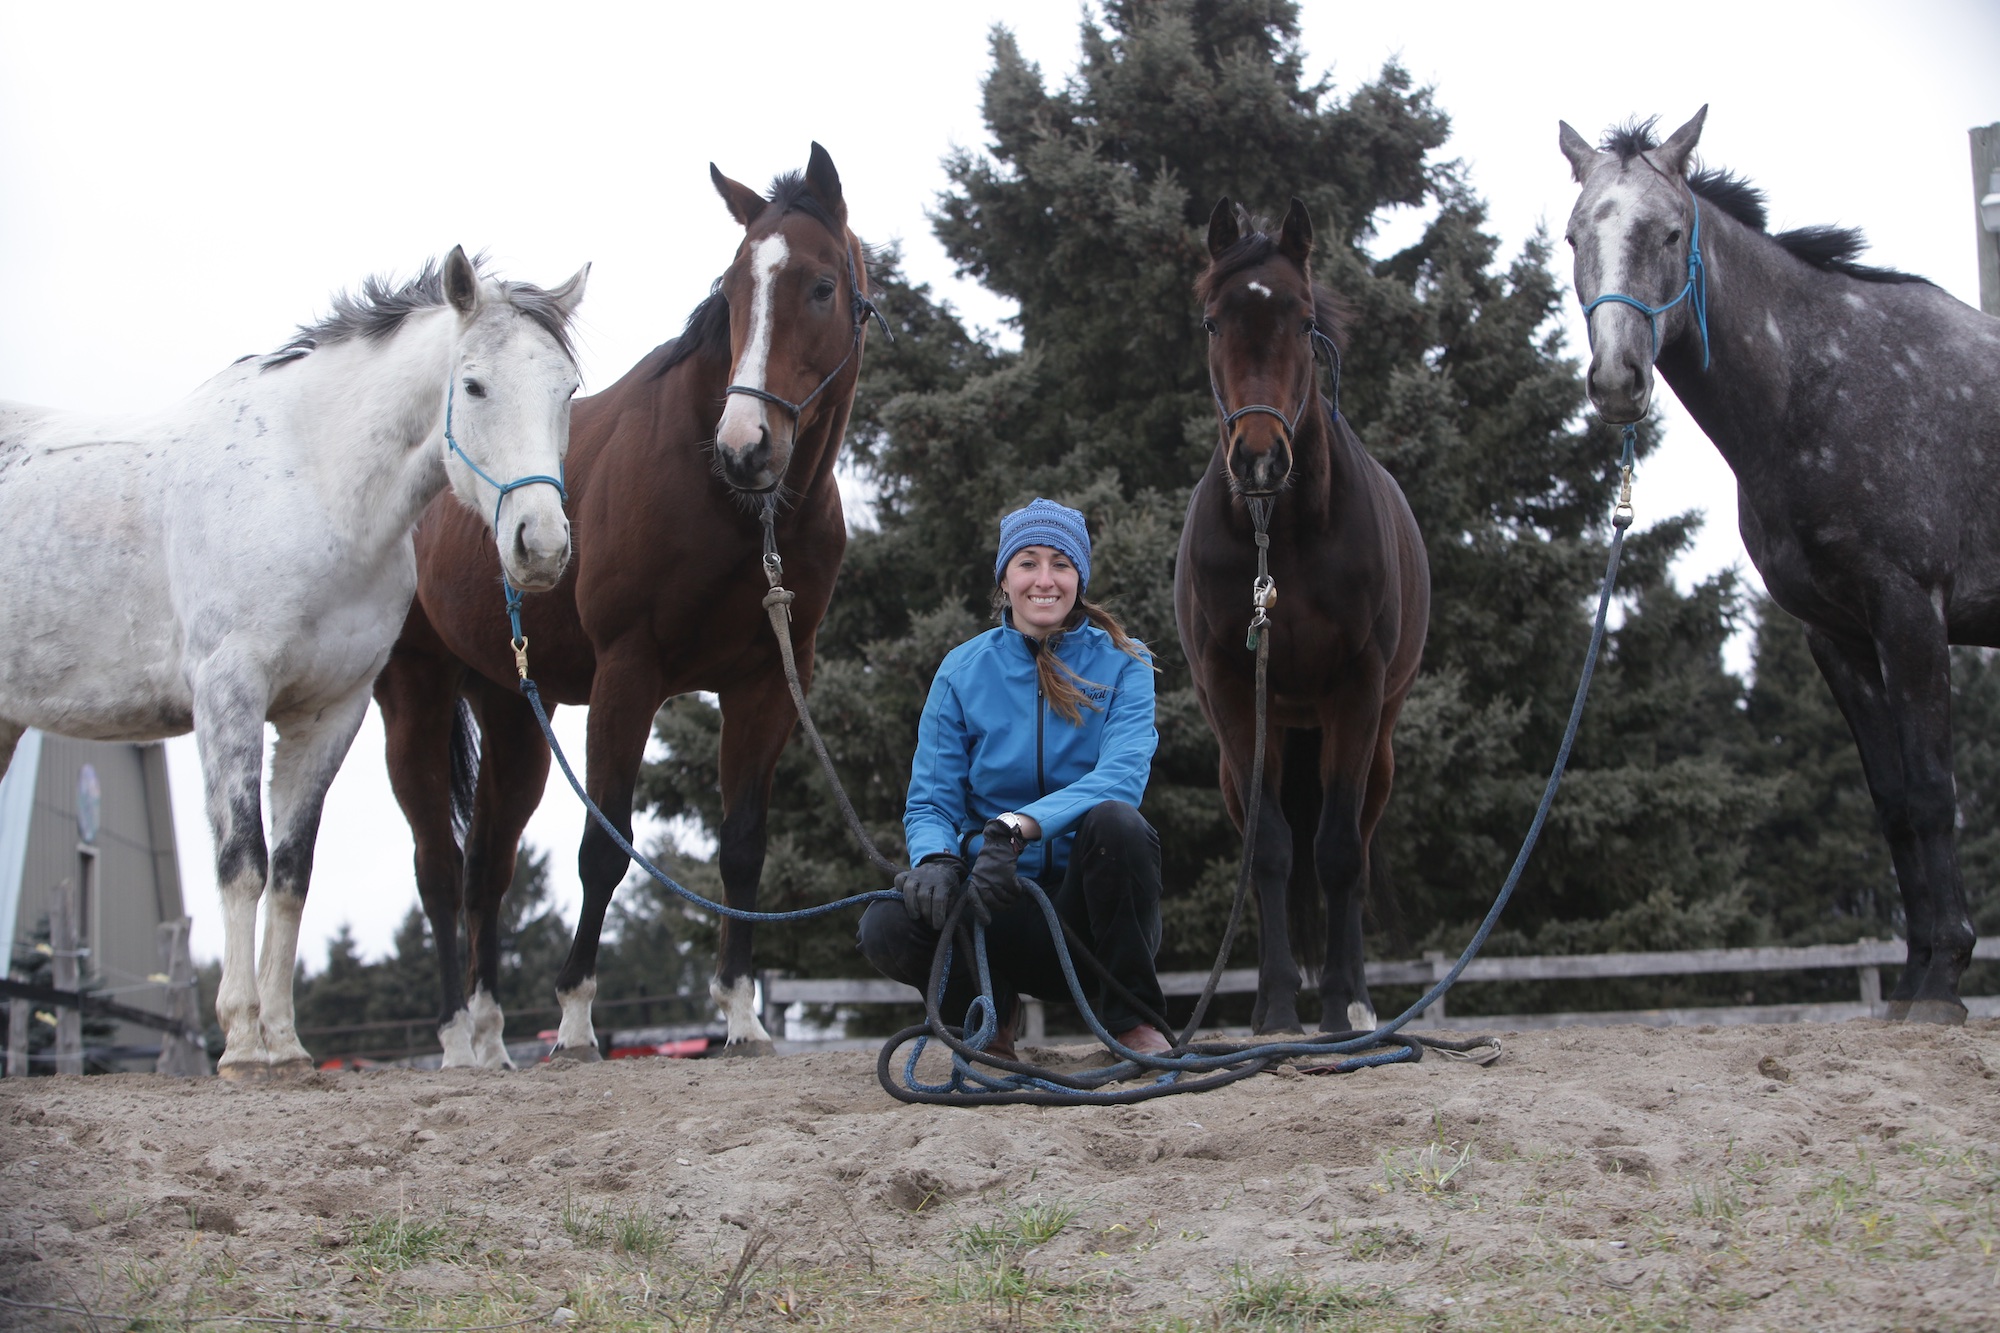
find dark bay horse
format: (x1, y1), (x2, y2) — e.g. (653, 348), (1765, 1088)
(375, 145), (876, 1064)
(1176, 198), (1430, 1035)
(1560, 107), (2000, 1022)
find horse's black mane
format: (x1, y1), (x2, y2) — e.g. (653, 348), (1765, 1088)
(1599, 120), (1931, 287)
(1195, 224), (1353, 350)
(651, 170), (857, 381)
(260, 255), (579, 371)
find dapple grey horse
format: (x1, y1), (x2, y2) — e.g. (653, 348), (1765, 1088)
(1560, 106), (2000, 1022)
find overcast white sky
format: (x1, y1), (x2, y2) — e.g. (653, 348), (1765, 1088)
(2, 1), (1995, 970)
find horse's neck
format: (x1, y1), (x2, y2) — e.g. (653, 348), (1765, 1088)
(289, 312), (454, 551)
(1655, 211), (1826, 474)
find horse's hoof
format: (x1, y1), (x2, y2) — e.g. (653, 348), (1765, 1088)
(1903, 999), (1968, 1026)
(717, 1039), (776, 1059)
(1883, 1000), (1913, 1022)
(548, 1043), (603, 1063)
(217, 1057), (313, 1084)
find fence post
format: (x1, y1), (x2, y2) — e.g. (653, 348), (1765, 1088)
(51, 878), (83, 1074)
(156, 916), (210, 1077)
(758, 971), (783, 1041)
(1421, 950), (1449, 1025)
(1856, 937), (1883, 1012)
(5, 981), (26, 1077)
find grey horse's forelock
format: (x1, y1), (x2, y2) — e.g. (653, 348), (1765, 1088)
(262, 255), (578, 371)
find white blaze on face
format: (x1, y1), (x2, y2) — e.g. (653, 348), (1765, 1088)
(1247, 282), (1272, 298)
(715, 233), (792, 451)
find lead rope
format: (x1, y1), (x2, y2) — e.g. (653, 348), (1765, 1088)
(1170, 497), (1274, 1048)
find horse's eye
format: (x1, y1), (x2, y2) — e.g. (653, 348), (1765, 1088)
(1564, 233), (1575, 248)
(1665, 227), (1683, 247)
(1202, 317), (1218, 336)
(462, 379), (486, 399)
(1301, 319), (1314, 335)
(813, 278), (836, 302)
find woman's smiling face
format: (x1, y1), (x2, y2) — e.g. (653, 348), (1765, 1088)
(1002, 544), (1080, 637)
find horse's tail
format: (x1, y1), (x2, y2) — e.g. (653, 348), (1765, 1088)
(449, 699), (481, 850)
(1280, 727), (1326, 981)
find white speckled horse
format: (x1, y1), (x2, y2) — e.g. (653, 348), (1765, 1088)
(1560, 107), (2000, 1022)
(0, 248), (586, 1076)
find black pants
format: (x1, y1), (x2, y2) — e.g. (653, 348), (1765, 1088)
(858, 800), (1167, 1034)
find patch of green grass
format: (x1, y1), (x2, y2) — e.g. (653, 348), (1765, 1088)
(1219, 1264), (1398, 1329)
(347, 1208), (460, 1272)
(951, 1201), (1080, 1258)
(1380, 1140), (1474, 1197)
(1346, 1222), (1423, 1260)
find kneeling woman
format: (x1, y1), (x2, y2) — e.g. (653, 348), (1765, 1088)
(858, 498), (1172, 1058)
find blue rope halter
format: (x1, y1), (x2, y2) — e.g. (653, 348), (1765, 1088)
(444, 380), (568, 645)
(1581, 192), (1710, 371)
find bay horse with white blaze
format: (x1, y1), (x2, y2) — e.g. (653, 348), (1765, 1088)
(376, 146), (876, 1064)
(1559, 107), (2000, 1022)
(0, 248), (586, 1076)
(1177, 198), (1430, 1035)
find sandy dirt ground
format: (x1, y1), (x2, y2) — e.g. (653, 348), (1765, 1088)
(2, 1020), (1997, 1331)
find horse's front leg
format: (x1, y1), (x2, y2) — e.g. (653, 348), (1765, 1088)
(551, 646), (666, 1060)
(708, 666), (803, 1052)
(193, 658), (275, 1076)
(1806, 613), (1973, 1023)
(1315, 670), (1390, 1034)
(461, 681), (553, 1069)
(258, 689), (374, 1069)
(1206, 671), (1298, 1034)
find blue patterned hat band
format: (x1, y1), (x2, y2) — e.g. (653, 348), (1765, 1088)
(995, 497), (1092, 592)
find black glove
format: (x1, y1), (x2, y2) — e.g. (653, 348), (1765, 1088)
(964, 818), (1029, 925)
(895, 855), (965, 931)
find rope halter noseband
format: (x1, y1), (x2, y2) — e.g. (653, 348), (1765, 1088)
(1580, 188), (1710, 371)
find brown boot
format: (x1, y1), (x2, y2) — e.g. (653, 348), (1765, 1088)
(978, 1009), (1018, 1063)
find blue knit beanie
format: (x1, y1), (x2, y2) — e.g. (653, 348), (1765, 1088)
(995, 497), (1092, 592)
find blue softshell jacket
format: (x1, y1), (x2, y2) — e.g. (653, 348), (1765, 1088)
(904, 619), (1158, 882)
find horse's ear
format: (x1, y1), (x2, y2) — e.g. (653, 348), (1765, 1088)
(710, 164), (768, 229)
(1278, 197), (1313, 267)
(1654, 105), (1708, 178)
(1558, 120), (1604, 183)
(1207, 197), (1240, 259)
(548, 262), (590, 320)
(804, 142), (848, 227)
(444, 246), (479, 316)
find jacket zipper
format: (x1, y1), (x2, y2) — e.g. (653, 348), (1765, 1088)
(1034, 682), (1048, 879)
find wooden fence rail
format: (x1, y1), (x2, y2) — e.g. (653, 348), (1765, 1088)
(758, 937), (2000, 1040)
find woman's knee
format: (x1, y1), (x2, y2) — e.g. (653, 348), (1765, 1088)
(857, 900), (931, 984)
(1078, 800), (1158, 858)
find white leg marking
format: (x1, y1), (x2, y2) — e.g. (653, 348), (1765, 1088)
(254, 890), (311, 1064)
(1347, 1001), (1378, 1032)
(555, 976), (598, 1054)
(438, 1007), (478, 1068)
(712, 973), (771, 1045)
(468, 986), (515, 1069)
(714, 233), (790, 450)
(214, 867), (266, 1069)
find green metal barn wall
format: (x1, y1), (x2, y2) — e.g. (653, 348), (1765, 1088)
(4, 734), (185, 1068)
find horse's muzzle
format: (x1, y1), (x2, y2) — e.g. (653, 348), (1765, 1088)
(1228, 435), (1292, 497)
(1586, 348), (1652, 425)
